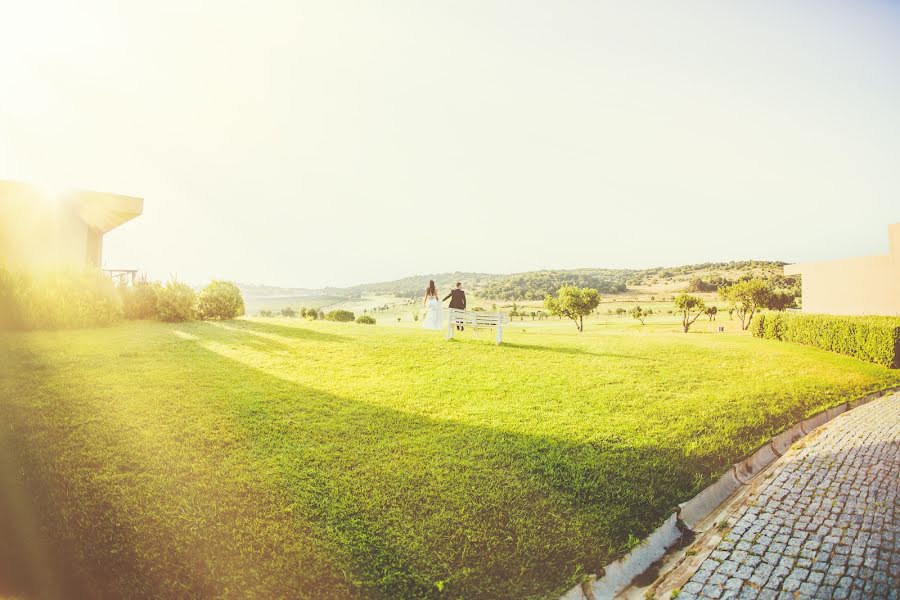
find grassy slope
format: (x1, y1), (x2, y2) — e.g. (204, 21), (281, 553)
(1, 319), (897, 599)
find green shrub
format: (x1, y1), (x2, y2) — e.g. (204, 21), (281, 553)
(259, 310), (273, 317)
(0, 266), (122, 330)
(197, 281), (245, 320)
(753, 313), (900, 368)
(120, 278), (161, 320)
(325, 309), (355, 322)
(0, 267), (31, 329)
(157, 282), (197, 323)
(355, 314), (376, 325)
(280, 307), (297, 318)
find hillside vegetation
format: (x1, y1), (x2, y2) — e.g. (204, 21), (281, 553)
(328, 260), (789, 301)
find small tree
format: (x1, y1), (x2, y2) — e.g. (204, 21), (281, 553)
(544, 286), (600, 332)
(674, 293), (705, 333)
(705, 306), (718, 321)
(631, 306), (647, 325)
(413, 312), (419, 322)
(280, 306), (297, 318)
(720, 279), (770, 330)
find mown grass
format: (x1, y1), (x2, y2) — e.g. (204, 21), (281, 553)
(1, 319), (897, 599)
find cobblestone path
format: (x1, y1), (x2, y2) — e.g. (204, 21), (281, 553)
(678, 394), (899, 600)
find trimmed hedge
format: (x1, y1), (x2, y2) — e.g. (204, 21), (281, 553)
(753, 312), (900, 368)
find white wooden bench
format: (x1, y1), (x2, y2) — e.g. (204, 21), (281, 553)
(446, 309), (509, 344)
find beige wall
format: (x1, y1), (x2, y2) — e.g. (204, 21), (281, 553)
(785, 223), (900, 316)
(0, 180), (142, 271)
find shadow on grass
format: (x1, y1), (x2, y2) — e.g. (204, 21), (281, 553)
(231, 319), (351, 343)
(0, 324), (734, 600)
(502, 341), (661, 362)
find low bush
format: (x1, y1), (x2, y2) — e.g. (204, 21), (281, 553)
(355, 314), (376, 325)
(325, 309), (355, 322)
(198, 281), (245, 320)
(120, 278), (161, 320)
(157, 282), (198, 323)
(0, 267), (30, 329)
(753, 313), (900, 368)
(1, 266), (122, 330)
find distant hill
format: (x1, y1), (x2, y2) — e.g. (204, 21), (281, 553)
(324, 260), (790, 301)
(236, 283), (342, 315)
(236, 283), (319, 298)
(326, 272), (500, 299)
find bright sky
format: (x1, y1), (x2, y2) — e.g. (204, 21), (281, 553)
(1, 1), (899, 288)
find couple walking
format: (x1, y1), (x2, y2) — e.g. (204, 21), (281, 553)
(422, 280), (465, 330)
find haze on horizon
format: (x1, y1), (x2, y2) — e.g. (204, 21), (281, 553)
(1, 0), (899, 289)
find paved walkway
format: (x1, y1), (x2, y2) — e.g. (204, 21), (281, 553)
(677, 394), (899, 600)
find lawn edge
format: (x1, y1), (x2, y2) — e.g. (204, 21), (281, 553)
(559, 384), (900, 600)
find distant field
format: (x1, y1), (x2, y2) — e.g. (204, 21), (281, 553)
(3, 317), (894, 599)
(242, 294), (346, 315)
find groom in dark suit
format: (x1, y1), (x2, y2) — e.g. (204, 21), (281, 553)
(444, 282), (466, 330)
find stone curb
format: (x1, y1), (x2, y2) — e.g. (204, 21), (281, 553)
(679, 468), (741, 529)
(559, 385), (900, 600)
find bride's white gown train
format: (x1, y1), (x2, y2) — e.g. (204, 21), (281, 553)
(422, 297), (442, 330)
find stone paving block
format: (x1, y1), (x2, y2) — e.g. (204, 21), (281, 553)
(674, 395), (899, 600)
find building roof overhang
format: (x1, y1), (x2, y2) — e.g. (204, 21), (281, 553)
(67, 190), (144, 233)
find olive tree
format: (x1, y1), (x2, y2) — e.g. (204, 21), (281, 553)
(631, 306), (647, 325)
(544, 286), (600, 332)
(719, 279), (770, 330)
(674, 293), (706, 333)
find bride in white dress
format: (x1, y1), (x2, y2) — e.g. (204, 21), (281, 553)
(422, 280), (443, 330)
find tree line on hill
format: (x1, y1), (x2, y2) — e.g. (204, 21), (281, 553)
(326, 261), (790, 302)
(479, 272), (627, 301)
(626, 260), (786, 286)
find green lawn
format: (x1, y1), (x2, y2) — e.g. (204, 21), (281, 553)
(1, 319), (897, 599)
